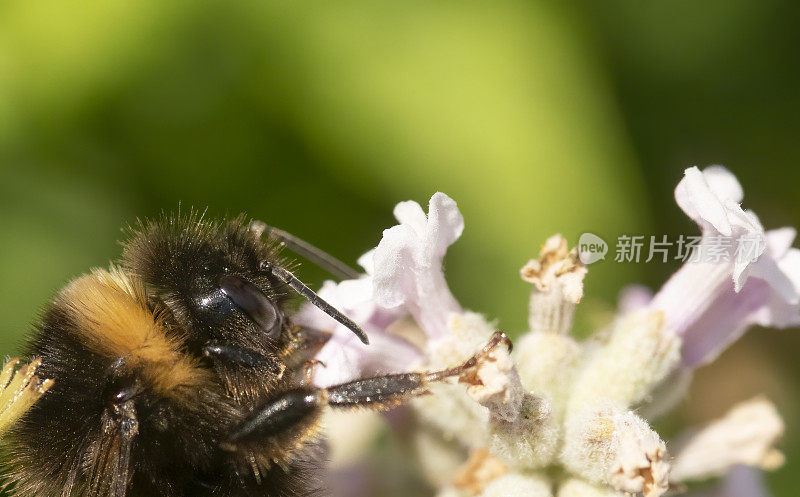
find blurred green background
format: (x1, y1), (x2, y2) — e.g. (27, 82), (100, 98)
(1, 0), (798, 495)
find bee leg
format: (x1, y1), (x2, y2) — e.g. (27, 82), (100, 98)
(302, 359), (325, 386)
(222, 388), (328, 452)
(290, 326), (332, 354)
(203, 345), (285, 376)
(223, 332), (510, 450)
(281, 326), (332, 371)
(325, 331), (512, 411)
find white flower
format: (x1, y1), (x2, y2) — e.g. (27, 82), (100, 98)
(489, 394), (560, 469)
(670, 397), (784, 482)
(514, 330), (582, 417)
(301, 179), (796, 497)
(679, 228), (800, 366)
(521, 234), (587, 334)
(299, 192), (467, 387)
(372, 192), (465, 340)
(414, 313), (526, 447)
(569, 310), (680, 410)
(561, 404), (670, 497)
(294, 252), (421, 387)
(647, 166), (800, 366)
(464, 344), (525, 423)
(304, 193), (525, 428)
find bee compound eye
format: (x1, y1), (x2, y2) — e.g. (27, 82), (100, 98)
(218, 275), (282, 337)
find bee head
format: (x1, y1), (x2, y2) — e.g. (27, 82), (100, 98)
(122, 212), (290, 352)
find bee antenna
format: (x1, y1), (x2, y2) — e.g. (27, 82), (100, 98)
(264, 263), (370, 345)
(251, 222), (360, 281)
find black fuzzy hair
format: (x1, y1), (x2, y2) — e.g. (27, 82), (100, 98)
(122, 210), (290, 299)
(4, 211), (328, 497)
(121, 211), (296, 356)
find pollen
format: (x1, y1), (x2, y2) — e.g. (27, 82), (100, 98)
(0, 358), (53, 437)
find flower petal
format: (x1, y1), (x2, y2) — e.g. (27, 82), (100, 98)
(729, 209), (768, 291)
(393, 199), (428, 235)
(617, 285), (653, 313)
(294, 276), (422, 387)
(670, 397), (784, 482)
(676, 230), (800, 367)
(424, 192), (466, 261)
(703, 164), (744, 203)
(356, 249), (376, 274)
(749, 229), (800, 304)
(752, 248), (800, 327)
(649, 167), (800, 367)
(675, 166), (735, 236)
(678, 279), (771, 367)
(373, 192), (464, 339)
(313, 329), (423, 387)
(764, 226), (796, 259)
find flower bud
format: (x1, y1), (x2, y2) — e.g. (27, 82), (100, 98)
(562, 405), (669, 497)
(569, 310), (680, 410)
(479, 472), (552, 497)
(514, 331), (582, 418)
(521, 235), (587, 335)
(489, 394), (559, 469)
(557, 478), (627, 497)
(670, 396), (785, 482)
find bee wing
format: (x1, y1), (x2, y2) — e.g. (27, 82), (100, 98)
(86, 407), (138, 497)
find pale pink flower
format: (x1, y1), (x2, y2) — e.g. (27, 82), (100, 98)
(372, 192), (464, 340)
(297, 192), (466, 386)
(295, 178), (794, 497)
(293, 252), (420, 387)
(646, 166), (800, 366)
(617, 284), (654, 314)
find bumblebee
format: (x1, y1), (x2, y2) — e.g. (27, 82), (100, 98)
(4, 213), (503, 497)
